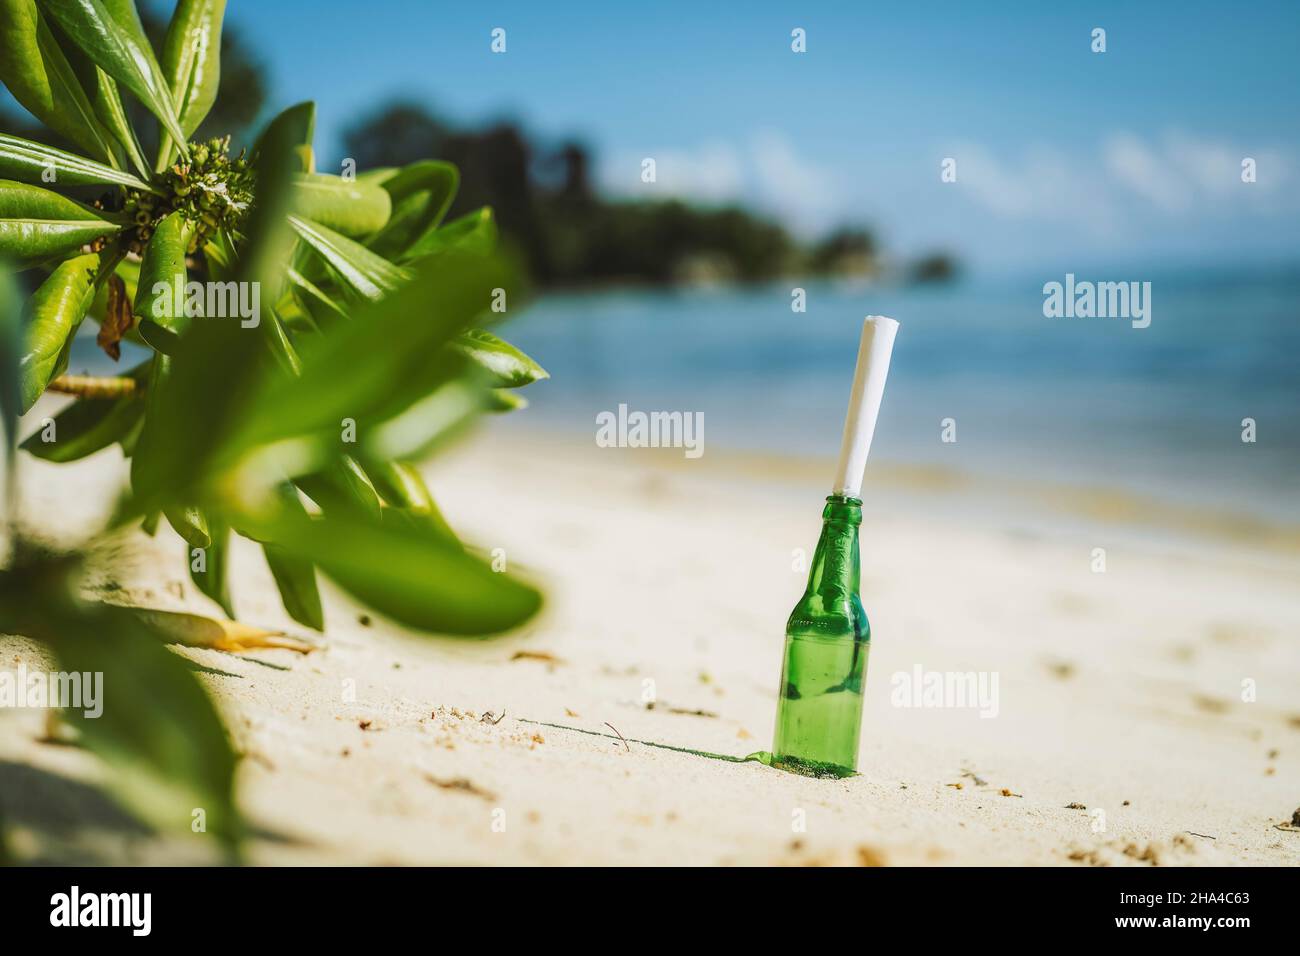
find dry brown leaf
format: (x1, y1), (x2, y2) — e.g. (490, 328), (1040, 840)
(128, 606), (316, 653)
(97, 273), (133, 361)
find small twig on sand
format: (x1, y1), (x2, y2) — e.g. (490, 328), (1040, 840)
(511, 650), (561, 664)
(604, 721), (630, 751)
(664, 705), (719, 718)
(424, 774), (496, 801)
(1186, 831), (1216, 840)
(518, 718), (764, 766)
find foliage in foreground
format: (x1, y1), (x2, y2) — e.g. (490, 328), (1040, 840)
(0, 0), (547, 854)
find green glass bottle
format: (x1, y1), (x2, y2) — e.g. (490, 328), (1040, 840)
(771, 314), (898, 779)
(772, 495), (869, 778)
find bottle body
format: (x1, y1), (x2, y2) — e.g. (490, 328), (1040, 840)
(772, 496), (869, 778)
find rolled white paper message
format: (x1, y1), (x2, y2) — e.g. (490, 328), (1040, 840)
(831, 315), (899, 498)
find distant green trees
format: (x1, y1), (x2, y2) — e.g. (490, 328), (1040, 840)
(808, 228), (877, 277)
(344, 102), (959, 287)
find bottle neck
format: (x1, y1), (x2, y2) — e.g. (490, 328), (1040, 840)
(805, 495), (861, 600)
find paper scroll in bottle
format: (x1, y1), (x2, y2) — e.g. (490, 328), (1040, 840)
(831, 316), (899, 498)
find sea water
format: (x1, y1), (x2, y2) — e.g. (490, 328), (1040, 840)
(502, 268), (1300, 522)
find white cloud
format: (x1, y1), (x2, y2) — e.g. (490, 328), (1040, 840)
(1103, 133), (1190, 212)
(1163, 132), (1241, 198)
(948, 141), (1119, 231)
(949, 132), (1295, 236)
(1107, 131), (1291, 207)
(749, 131), (837, 235)
(598, 131), (839, 236)
(649, 141), (746, 203)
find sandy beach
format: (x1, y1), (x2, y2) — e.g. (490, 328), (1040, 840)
(2, 410), (1298, 866)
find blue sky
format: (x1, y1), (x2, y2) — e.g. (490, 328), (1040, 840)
(147, 2), (1300, 272)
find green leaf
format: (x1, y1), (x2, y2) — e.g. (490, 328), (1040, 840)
(157, 0), (226, 169)
(202, 228), (235, 277)
(251, 99), (314, 169)
(165, 502), (210, 550)
(19, 366), (145, 462)
(231, 109), (301, 299)
(365, 160), (458, 260)
(128, 108), (298, 507)
(486, 387), (528, 412)
(83, 66), (148, 176)
(0, 0), (119, 164)
(0, 553), (241, 848)
(40, 0), (190, 158)
(273, 297), (318, 336)
(0, 179), (120, 268)
(55, 31), (149, 176)
(260, 483), (322, 630)
(189, 516), (234, 618)
(258, 307), (300, 375)
(0, 132), (152, 190)
(402, 206), (497, 262)
(454, 328), (549, 388)
(289, 173), (392, 238)
(115, 400), (142, 454)
(366, 459), (456, 539)
(5, 568), (240, 848)
(230, 251), (510, 456)
(0, 268), (20, 484)
(287, 214), (409, 301)
(134, 315), (177, 354)
(285, 266), (345, 326)
(127, 350), (170, 509)
(262, 543), (322, 630)
(354, 166), (396, 186)
(18, 250), (101, 410)
(243, 501), (541, 636)
(293, 455), (381, 520)
(364, 375), (486, 462)
(133, 211), (189, 348)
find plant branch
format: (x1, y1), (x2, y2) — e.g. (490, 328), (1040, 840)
(46, 375), (138, 400)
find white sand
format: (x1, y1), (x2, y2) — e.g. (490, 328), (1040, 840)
(2, 420), (1298, 865)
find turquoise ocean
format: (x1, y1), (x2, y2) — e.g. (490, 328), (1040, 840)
(503, 267), (1300, 522)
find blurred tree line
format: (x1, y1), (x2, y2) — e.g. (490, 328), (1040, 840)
(343, 102), (791, 285)
(343, 103), (957, 287)
(1, 14), (956, 288)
